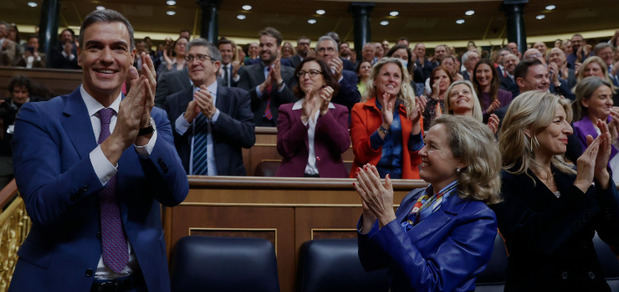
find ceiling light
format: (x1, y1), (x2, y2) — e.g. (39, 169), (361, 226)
(307, 19), (317, 24)
(456, 19), (465, 24)
(166, 0), (176, 6)
(236, 14), (246, 20)
(465, 10), (475, 16)
(389, 11), (399, 17)
(166, 10), (176, 16)
(316, 9), (325, 15)
(380, 20), (389, 26)
(242, 5), (252, 11)
(96, 6), (105, 10)
(27, 1), (38, 7)
(545, 4), (556, 10)
(536, 14), (545, 20)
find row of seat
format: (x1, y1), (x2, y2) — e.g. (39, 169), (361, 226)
(169, 234), (619, 292)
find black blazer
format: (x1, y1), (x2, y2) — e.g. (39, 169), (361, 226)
(334, 69), (361, 111)
(491, 169), (619, 292)
(164, 85), (255, 175)
(155, 68), (192, 108)
(237, 62), (297, 126)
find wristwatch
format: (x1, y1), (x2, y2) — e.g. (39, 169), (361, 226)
(378, 125), (390, 136)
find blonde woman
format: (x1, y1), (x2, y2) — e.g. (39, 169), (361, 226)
(350, 58), (422, 179)
(444, 80), (500, 133)
(493, 90), (619, 291)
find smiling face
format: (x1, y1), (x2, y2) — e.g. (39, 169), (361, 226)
(298, 60), (325, 95)
(583, 62), (604, 78)
(448, 83), (474, 115)
(218, 43), (234, 65)
(187, 45), (220, 87)
(174, 37), (188, 57)
(535, 103), (573, 157)
(358, 61), (372, 79)
(517, 64), (550, 92)
(419, 123), (464, 188)
(78, 21), (135, 104)
(548, 48), (565, 66)
(11, 85), (29, 105)
(259, 34), (279, 64)
(374, 62), (402, 97)
(582, 85), (613, 120)
(432, 69), (451, 94)
(475, 63), (493, 90)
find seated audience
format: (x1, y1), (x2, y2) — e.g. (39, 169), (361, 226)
(493, 90), (619, 291)
(576, 56), (619, 103)
(572, 76), (619, 184)
(472, 59), (513, 115)
(276, 58), (349, 177)
(48, 28), (79, 69)
(14, 35), (45, 68)
(422, 66), (453, 130)
(350, 58), (423, 179)
(157, 36), (188, 75)
(444, 80), (499, 134)
(356, 61), (372, 98)
(237, 27), (296, 127)
(315, 35), (361, 111)
(164, 38), (255, 175)
(356, 114), (501, 292)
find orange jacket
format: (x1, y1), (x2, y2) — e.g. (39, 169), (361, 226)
(349, 97), (423, 179)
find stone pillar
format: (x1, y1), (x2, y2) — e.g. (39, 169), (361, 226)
(349, 2), (374, 60)
(197, 0), (220, 43)
(38, 0), (60, 59)
(503, 0), (528, 54)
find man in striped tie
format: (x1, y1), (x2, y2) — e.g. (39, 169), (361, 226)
(164, 38), (255, 176)
(9, 9), (188, 292)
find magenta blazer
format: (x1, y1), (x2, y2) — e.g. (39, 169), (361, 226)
(276, 101), (350, 177)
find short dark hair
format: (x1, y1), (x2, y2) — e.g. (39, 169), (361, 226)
(259, 27), (282, 46)
(9, 75), (32, 94)
(514, 58), (543, 80)
(78, 9), (135, 50)
(217, 37), (236, 49)
(293, 57), (340, 100)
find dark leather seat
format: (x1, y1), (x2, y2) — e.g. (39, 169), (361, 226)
(594, 233), (619, 292)
(170, 236), (280, 292)
(297, 238), (389, 292)
(475, 232), (508, 292)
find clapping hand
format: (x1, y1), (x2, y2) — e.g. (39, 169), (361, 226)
(318, 86), (334, 115)
(574, 119), (611, 192)
(487, 113), (500, 134)
(354, 164), (396, 231)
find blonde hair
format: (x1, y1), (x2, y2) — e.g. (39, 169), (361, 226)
(432, 115), (502, 204)
(573, 76), (613, 121)
(364, 58), (417, 119)
(444, 80), (483, 122)
(576, 56), (616, 92)
(499, 91), (575, 178)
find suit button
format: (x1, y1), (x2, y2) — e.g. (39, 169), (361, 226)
(85, 269), (94, 277)
(158, 158), (168, 174)
(561, 272), (568, 280)
(588, 271), (596, 279)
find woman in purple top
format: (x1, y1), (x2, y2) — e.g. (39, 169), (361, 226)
(472, 59), (513, 115)
(572, 76), (619, 184)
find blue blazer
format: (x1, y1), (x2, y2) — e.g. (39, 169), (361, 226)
(358, 187), (497, 292)
(9, 88), (189, 292)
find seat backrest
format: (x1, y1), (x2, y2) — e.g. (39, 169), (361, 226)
(170, 236), (280, 292)
(475, 232), (508, 292)
(593, 233), (619, 292)
(297, 238), (388, 292)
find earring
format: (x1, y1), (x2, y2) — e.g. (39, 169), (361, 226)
(456, 168), (461, 173)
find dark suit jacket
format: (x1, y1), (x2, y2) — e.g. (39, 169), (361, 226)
(289, 55), (303, 69)
(500, 74), (520, 97)
(9, 88), (189, 292)
(491, 169), (619, 292)
(164, 85), (255, 175)
(334, 70), (361, 111)
(358, 187), (497, 291)
(275, 101), (350, 177)
(237, 61), (297, 126)
(155, 67), (192, 108)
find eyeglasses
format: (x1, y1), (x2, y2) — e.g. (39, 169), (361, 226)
(185, 54), (212, 62)
(297, 69), (322, 78)
(317, 47), (336, 53)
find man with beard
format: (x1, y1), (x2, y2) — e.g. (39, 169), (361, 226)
(237, 27), (296, 126)
(499, 53), (520, 97)
(289, 36), (310, 69)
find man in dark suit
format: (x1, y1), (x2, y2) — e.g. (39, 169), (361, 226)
(217, 38), (240, 87)
(154, 67), (192, 108)
(499, 53), (520, 97)
(237, 27), (296, 127)
(164, 38), (255, 175)
(316, 35), (361, 111)
(288, 36), (310, 69)
(9, 9), (188, 292)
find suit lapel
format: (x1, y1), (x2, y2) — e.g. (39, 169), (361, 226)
(406, 193), (463, 243)
(61, 88), (98, 160)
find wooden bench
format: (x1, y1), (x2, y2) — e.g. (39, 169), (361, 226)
(0, 66), (81, 98)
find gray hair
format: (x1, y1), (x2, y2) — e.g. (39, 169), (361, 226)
(461, 50), (478, 64)
(187, 38), (221, 61)
(317, 35), (338, 53)
(573, 76), (613, 121)
(79, 9), (135, 50)
(594, 42), (613, 55)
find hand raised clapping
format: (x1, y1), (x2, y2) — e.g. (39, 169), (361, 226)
(354, 164), (396, 232)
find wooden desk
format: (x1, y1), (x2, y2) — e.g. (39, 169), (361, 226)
(0, 66), (81, 98)
(164, 176), (427, 292)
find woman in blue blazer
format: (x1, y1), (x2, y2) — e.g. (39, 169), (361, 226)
(354, 115), (501, 291)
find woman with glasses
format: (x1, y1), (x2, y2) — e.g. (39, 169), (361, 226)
(350, 58), (423, 179)
(275, 57), (350, 177)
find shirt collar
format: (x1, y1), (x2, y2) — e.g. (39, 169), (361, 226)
(194, 80), (218, 96)
(292, 98), (336, 110)
(80, 85), (121, 117)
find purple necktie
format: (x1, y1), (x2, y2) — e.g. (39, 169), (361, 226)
(96, 108), (128, 273)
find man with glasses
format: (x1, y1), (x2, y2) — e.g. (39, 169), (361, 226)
(237, 27), (296, 126)
(164, 38), (255, 175)
(315, 35), (360, 111)
(290, 36), (311, 69)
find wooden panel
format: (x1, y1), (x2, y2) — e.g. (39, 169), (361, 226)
(0, 66), (81, 98)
